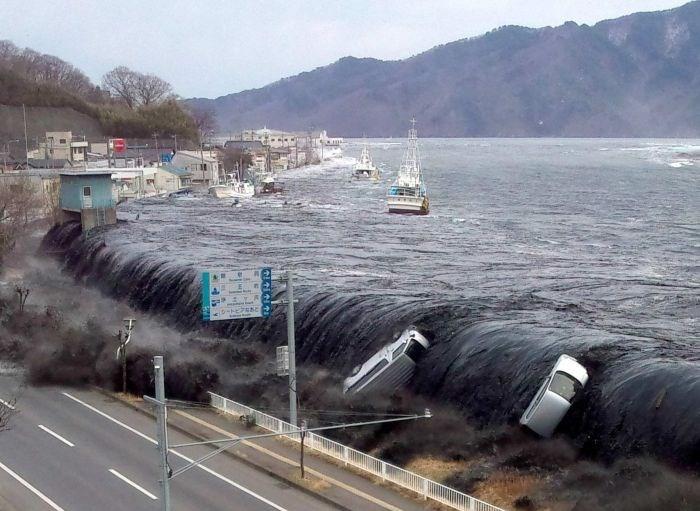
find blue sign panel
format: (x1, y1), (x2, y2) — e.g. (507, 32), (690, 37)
(202, 268), (272, 321)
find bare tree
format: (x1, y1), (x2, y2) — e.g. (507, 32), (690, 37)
(0, 177), (41, 261)
(135, 73), (172, 106)
(14, 284), (30, 313)
(102, 66), (139, 108)
(103, 66), (173, 109)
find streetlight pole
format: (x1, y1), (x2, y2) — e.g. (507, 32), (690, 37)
(286, 270), (297, 427)
(153, 356), (171, 511)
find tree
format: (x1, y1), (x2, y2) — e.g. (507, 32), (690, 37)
(0, 177), (41, 264)
(102, 66), (139, 108)
(134, 73), (172, 106)
(102, 66), (173, 109)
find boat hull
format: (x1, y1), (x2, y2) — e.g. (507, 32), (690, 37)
(209, 184), (254, 199)
(387, 196), (429, 215)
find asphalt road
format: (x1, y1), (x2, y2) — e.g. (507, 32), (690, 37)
(0, 379), (338, 511)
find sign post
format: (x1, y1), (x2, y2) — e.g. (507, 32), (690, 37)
(201, 267), (298, 425)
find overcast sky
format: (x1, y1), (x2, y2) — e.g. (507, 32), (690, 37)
(2, 0), (690, 98)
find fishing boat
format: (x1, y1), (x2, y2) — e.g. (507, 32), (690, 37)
(353, 141), (380, 180)
(386, 119), (429, 215)
(209, 173), (255, 199)
(256, 172), (284, 194)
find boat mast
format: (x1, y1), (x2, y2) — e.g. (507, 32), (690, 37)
(401, 118), (421, 182)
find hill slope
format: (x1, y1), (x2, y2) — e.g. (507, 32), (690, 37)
(188, 1), (700, 137)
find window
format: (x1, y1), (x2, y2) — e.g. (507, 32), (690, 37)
(83, 186), (91, 196)
(549, 372), (580, 402)
(200, 164), (207, 171)
(392, 343), (406, 360)
(405, 339), (428, 361)
(59, 139), (66, 144)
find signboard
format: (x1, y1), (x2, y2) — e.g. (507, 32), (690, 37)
(110, 138), (126, 153)
(276, 346), (289, 376)
(201, 268), (272, 321)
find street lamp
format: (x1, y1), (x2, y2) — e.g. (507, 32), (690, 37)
(117, 318), (137, 394)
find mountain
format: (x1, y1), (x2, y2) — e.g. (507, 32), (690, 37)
(187, 1), (700, 137)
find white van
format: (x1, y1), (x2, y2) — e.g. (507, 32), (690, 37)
(520, 354), (588, 437)
(343, 329), (430, 395)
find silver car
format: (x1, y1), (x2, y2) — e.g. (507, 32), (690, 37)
(520, 354), (589, 437)
(343, 328), (430, 395)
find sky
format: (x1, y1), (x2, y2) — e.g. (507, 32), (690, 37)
(2, 0), (691, 98)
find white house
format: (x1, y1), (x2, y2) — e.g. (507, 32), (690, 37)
(170, 150), (221, 185)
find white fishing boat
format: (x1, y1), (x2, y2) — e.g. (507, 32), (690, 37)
(209, 173), (255, 199)
(353, 141), (380, 180)
(386, 119), (429, 215)
(256, 172), (284, 194)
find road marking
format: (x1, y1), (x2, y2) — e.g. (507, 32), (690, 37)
(176, 410), (404, 511)
(0, 459), (66, 511)
(37, 425), (75, 447)
(0, 399), (15, 410)
(108, 469), (158, 500)
(61, 392), (287, 511)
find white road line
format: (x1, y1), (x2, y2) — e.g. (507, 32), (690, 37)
(37, 425), (75, 447)
(0, 399), (15, 410)
(0, 459), (66, 511)
(61, 392), (287, 511)
(108, 469), (158, 500)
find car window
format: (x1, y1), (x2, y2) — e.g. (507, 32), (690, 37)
(549, 372), (580, 402)
(404, 339), (428, 361)
(392, 343), (406, 360)
(526, 377), (550, 420)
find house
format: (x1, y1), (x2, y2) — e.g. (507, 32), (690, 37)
(269, 147), (290, 171)
(154, 165), (192, 193)
(59, 170), (117, 230)
(111, 167), (159, 199)
(170, 150), (221, 185)
(237, 128), (298, 148)
(37, 131), (89, 163)
(27, 158), (73, 169)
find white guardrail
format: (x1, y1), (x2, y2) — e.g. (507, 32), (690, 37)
(209, 392), (505, 511)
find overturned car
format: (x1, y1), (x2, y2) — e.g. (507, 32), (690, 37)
(343, 328), (430, 395)
(520, 354), (589, 437)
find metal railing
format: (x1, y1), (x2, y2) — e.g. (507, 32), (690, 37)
(208, 392), (505, 511)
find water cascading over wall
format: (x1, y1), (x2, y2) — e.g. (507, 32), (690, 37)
(41, 222), (700, 469)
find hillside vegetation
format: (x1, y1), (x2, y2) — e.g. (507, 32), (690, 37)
(187, 1), (700, 137)
(0, 41), (198, 142)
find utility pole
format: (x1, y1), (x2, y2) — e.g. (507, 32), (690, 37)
(22, 104), (28, 169)
(153, 356), (171, 511)
(286, 271), (297, 426)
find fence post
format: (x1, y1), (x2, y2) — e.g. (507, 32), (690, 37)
(343, 446), (348, 466)
(422, 478), (428, 500)
(381, 462), (387, 481)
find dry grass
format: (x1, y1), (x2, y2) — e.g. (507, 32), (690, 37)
(474, 471), (541, 510)
(404, 456), (472, 483)
(290, 473), (332, 493)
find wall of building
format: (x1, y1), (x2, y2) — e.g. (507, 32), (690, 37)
(60, 174), (115, 211)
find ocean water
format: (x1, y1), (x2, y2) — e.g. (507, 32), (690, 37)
(46, 138), (699, 466)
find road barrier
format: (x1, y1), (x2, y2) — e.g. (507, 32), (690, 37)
(209, 392), (505, 511)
